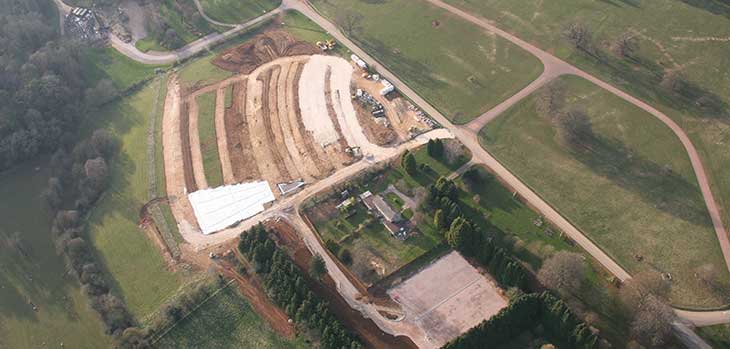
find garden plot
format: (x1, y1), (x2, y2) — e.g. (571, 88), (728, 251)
(388, 251), (507, 347)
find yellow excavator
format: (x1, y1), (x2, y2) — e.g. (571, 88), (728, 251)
(316, 39), (337, 51)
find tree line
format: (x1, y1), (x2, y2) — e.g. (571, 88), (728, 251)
(0, 0), (119, 170)
(44, 129), (137, 338)
(443, 291), (599, 349)
(118, 276), (230, 347)
(421, 171), (529, 291)
(562, 22), (728, 119)
(238, 224), (363, 349)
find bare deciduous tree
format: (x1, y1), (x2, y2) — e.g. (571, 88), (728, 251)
(695, 263), (719, 288)
(536, 81), (565, 120)
(537, 251), (586, 295)
(335, 10), (364, 37)
(660, 70), (686, 94)
(619, 271), (670, 312)
(630, 295), (675, 347)
(611, 32), (639, 58)
(563, 22), (593, 52)
(557, 108), (594, 147)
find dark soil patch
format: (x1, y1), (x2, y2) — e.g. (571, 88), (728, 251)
(212, 30), (319, 74)
(179, 99), (197, 192)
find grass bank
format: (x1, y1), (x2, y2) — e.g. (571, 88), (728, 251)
(196, 91), (224, 187)
(84, 80), (186, 319)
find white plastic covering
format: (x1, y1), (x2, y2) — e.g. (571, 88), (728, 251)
(188, 181), (275, 235)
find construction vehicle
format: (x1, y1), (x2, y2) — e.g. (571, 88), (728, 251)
(316, 39), (337, 51)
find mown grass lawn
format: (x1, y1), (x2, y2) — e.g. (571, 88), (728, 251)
(154, 285), (307, 348)
(196, 91), (224, 187)
(199, 0), (280, 25)
(310, 0), (543, 124)
(84, 80), (185, 319)
(697, 323), (730, 349)
(445, 0), (730, 231)
(480, 75), (730, 308)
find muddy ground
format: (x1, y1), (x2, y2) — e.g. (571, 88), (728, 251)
(213, 30), (319, 74)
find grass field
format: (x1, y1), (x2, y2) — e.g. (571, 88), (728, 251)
(480, 75), (730, 307)
(310, 0), (543, 124)
(85, 48), (167, 91)
(84, 80), (186, 319)
(698, 323), (730, 349)
(0, 159), (112, 349)
(178, 53), (233, 85)
(199, 0), (280, 25)
(196, 91), (224, 187)
(224, 84), (233, 108)
(154, 285), (306, 348)
(135, 37), (166, 53)
(454, 166), (572, 270)
(445, 0), (730, 232)
(133, 0), (223, 50)
(160, 0), (217, 43)
(281, 10), (345, 56)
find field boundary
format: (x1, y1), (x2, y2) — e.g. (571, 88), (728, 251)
(149, 279), (236, 345)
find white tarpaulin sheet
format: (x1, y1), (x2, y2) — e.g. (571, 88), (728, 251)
(188, 181), (275, 235)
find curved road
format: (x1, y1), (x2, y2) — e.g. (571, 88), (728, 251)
(424, 0), (730, 326)
(65, 0), (728, 341)
(428, 0), (730, 276)
(109, 5), (284, 65)
(192, 0), (237, 28)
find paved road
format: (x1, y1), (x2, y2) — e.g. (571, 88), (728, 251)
(109, 5), (285, 65)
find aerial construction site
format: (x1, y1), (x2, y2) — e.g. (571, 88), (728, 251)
(162, 30), (436, 240)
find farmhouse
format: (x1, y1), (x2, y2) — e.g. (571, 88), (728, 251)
(336, 196), (356, 212)
(360, 191), (406, 237)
